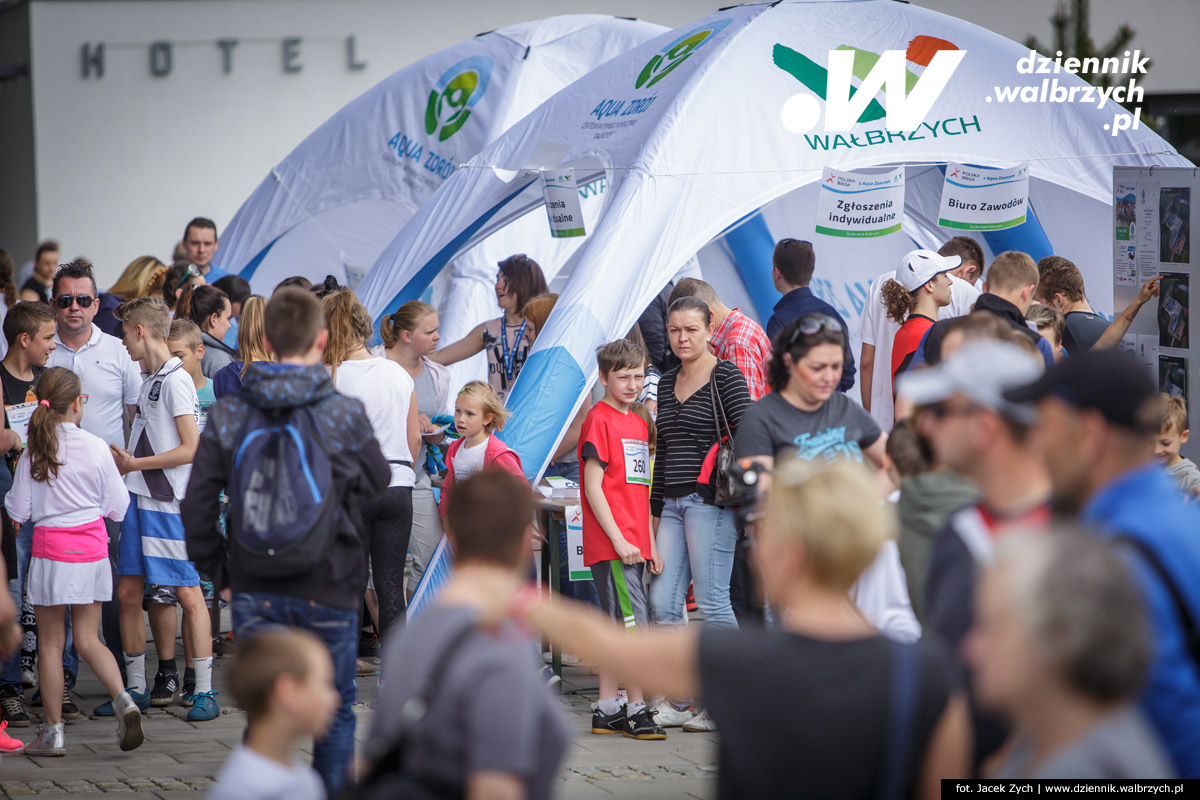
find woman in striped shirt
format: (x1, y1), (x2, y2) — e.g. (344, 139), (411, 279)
(650, 298), (751, 630)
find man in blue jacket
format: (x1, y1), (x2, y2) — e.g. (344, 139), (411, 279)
(765, 238), (855, 391)
(1006, 349), (1200, 777)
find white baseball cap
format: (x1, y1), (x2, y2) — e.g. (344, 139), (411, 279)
(897, 340), (1044, 424)
(895, 249), (962, 292)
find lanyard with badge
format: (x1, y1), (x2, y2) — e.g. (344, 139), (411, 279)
(500, 319), (527, 385)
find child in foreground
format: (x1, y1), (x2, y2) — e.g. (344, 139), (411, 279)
(1156, 394), (1200, 498)
(5, 367), (142, 756)
(438, 381), (524, 520)
(579, 340), (665, 740)
(210, 629), (337, 800)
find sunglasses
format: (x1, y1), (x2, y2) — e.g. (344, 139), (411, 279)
(786, 314), (843, 347)
(55, 294), (95, 309)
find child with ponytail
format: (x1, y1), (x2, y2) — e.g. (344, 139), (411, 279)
(4, 367), (143, 756)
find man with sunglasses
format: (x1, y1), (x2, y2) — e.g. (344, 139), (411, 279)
(47, 260), (143, 677)
(898, 339), (1051, 774)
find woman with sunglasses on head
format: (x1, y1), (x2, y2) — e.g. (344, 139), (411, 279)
(175, 284), (236, 379)
(735, 315), (919, 642)
(429, 254), (548, 401)
(648, 296), (750, 732)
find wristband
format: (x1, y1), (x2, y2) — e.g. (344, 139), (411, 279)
(509, 583), (544, 620)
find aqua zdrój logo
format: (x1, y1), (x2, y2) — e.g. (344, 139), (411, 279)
(774, 36), (965, 133)
(635, 18), (731, 89)
(425, 55), (494, 142)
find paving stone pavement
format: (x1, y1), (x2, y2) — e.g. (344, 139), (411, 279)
(0, 625), (716, 798)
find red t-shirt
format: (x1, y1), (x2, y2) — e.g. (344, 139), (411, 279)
(891, 314), (936, 395)
(577, 400), (653, 566)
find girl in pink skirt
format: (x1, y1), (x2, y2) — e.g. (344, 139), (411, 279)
(4, 367), (143, 756)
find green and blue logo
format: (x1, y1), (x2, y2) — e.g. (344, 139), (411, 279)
(425, 55), (494, 142)
(635, 19), (731, 89)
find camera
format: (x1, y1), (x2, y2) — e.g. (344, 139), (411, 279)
(727, 458), (771, 530)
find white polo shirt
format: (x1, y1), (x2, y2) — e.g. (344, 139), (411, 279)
(49, 325), (143, 448)
(126, 357), (198, 502)
(857, 271), (980, 428)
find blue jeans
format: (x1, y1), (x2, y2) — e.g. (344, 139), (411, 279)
(232, 592), (358, 798)
(2, 521), (78, 691)
(649, 494), (739, 629)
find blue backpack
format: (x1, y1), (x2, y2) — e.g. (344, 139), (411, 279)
(228, 405), (338, 578)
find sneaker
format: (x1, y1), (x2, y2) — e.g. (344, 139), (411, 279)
(591, 705), (627, 735)
(62, 688), (80, 721)
(185, 690), (220, 721)
(0, 720), (24, 752)
(180, 672), (196, 707)
(540, 665), (561, 689)
(685, 584), (698, 613)
(112, 691), (144, 752)
(650, 699), (695, 728)
(212, 633), (237, 658)
(20, 669), (36, 690)
(682, 708), (717, 732)
(25, 722), (65, 757)
(94, 687), (150, 717)
(150, 669), (178, 707)
(1, 693), (30, 728)
(624, 706), (667, 740)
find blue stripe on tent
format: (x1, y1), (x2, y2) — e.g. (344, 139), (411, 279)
(501, 345), (587, 483)
(372, 178), (540, 329)
(406, 533), (454, 622)
(238, 239), (277, 283)
(721, 212), (780, 323)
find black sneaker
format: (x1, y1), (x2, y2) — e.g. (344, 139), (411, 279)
(591, 705), (627, 735)
(180, 671), (196, 708)
(61, 688), (80, 721)
(624, 706), (667, 740)
(150, 669), (178, 707)
(0, 691), (30, 728)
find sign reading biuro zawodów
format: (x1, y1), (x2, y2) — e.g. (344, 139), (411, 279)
(815, 167), (904, 238)
(542, 170), (586, 238)
(937, 162), (1029, 231)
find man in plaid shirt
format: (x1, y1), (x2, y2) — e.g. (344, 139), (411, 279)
(668, 278), (771, 401)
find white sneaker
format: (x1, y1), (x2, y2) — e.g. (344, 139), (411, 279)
(652, 700), (695, 728)
(682, 708), (716, 732)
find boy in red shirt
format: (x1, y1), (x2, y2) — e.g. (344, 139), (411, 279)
(579, 340), (665, 741)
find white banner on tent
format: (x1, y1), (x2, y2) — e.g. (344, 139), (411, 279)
(937, 162), (1030, 231)
(816, 167), (904, 238)
(542, 170), (587, 238)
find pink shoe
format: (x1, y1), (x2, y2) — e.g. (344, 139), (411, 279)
(0, 720), (25, 752)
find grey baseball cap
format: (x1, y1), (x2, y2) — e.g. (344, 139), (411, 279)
(897, 339), (1045, 424)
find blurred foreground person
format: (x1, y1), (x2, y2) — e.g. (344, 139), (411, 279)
(517, 459), (968, 799)
(969, 532), (1173, 778)
(1005, 349), (1200, 777)
(365, 469), (568, 799)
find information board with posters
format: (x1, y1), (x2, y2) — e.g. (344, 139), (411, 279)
(1113, 167), (1198, 461)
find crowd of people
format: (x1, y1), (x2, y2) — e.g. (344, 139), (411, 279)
(0, 220), (1196, 800)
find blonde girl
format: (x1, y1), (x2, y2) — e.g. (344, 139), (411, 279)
(381, 300), (451, 590)
(5, 367), (143, 756)
(323, 291), (419, 636)
(212, 295), (271, 398)
(437, 381), (525, 519)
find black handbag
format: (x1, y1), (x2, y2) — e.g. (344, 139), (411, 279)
(339, 624), (476, 800)
(707, 367), (740, 507)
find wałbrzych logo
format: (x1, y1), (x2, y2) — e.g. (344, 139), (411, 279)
(635, 19), (731, 89)
(425, 56), (494, 142)
(774, 35), (966, 135)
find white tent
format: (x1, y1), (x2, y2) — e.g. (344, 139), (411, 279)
(356, 0), (1191, 480)
(210, 16), (663, 392)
